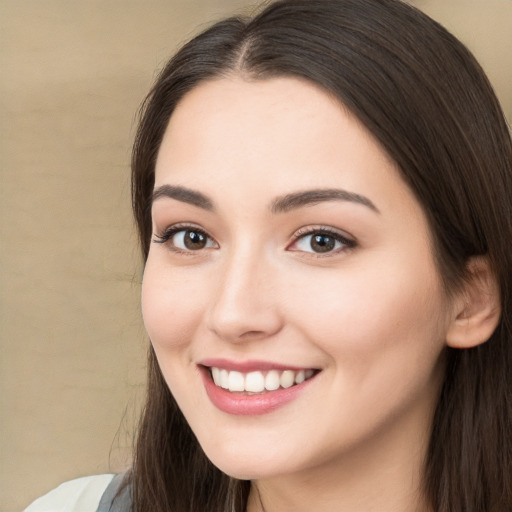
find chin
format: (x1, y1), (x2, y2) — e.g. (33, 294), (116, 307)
(208, 456), (286, 481)
(197, 437), (296, 481)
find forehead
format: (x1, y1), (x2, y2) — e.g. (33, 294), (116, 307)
(154, 76), (419, 222)
(159, 76), (349, 167)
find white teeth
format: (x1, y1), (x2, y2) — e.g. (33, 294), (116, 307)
(219, 369), (229, 389)
(228, 371), (245, 392)
(280, 370), (295, 389)
(245, 371), (265, 392)
(211, 367), (220, 386)
(210, 367), (316, 393)
(265, 370), (280, 391)
(295, 370), (305, 384)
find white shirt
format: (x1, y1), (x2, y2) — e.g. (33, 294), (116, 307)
(24, 474), (115, 512)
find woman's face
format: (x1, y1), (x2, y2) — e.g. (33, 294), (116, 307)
(142, 77), (454, 481)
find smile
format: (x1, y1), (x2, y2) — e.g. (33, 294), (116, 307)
(210, 367), (316, 394)
(199, 362), (320, 415)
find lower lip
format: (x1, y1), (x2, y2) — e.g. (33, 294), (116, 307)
(200, 367), (316, 416)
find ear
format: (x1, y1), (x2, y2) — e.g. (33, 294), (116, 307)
(446, 257), (501, 349)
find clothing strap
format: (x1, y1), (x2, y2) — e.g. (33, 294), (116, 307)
(96, 473), (132, 512)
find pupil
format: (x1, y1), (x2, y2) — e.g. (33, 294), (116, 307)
(184, 230), (207, 250)
(311, 234), (335, 253)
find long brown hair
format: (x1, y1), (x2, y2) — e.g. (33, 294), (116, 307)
(128, 1), (512, 510)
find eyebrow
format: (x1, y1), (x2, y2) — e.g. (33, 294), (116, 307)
(151, 184), (379, 214)
(270, 189), (379, 214)
(152, 185), (214, 211)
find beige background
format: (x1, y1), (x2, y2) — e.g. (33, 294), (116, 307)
(1, 1), (510, 511)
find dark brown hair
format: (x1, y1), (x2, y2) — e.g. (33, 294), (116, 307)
(129, 1), (512, 510)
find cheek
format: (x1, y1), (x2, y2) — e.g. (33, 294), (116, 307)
(141, 259), (206, 351)
(141, 260), (210, 411)
(280, 258), (449, 445)
(285, 254), (449, 376)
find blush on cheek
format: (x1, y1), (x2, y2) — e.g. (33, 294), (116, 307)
(142, 274), (206, 352)
(296, 269), (443, 367)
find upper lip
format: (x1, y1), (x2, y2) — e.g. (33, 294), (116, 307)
(199, 358), (318, 373)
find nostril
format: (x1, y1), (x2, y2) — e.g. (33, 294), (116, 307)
(206, 309), (283, 343)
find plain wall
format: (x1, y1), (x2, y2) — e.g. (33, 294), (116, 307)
(1, 1), (510, 511)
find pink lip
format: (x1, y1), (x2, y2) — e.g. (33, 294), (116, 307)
(199, 358), (310, 372)
(198, 364), (318, 416)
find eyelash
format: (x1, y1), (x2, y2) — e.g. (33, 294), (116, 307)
(153, 223), (216, 255)
(289, 226), (356, 256)
(152, 223), (356, 256)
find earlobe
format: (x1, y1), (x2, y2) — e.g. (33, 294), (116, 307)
(446, 257), (501, 349)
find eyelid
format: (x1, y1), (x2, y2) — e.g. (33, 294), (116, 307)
(292, 224), (354, 239)
(152, 222), (218, 252)
(152, 222), (355, 256)
(288, 225), (356, 255)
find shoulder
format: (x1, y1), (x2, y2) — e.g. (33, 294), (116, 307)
(24, 474), (115, 512)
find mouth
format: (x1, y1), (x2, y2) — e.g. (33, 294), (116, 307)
(208, 367), (317, 394)
(198, 359), (321, 415)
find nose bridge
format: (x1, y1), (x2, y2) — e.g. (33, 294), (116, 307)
(206, 240), (282, 342)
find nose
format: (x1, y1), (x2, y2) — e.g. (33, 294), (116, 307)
(205, 249), (284, 343)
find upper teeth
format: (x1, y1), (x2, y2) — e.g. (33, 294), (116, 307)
(210, 368), (315, 393)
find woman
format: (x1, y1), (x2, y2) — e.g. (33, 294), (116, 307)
(25, 0), (512, 511)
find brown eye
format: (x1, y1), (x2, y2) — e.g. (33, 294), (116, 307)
(153, 226), (217, 251)
(183, 230), (208, 250)
(310, 234), (336, 253)
(289, 228), (356, 255)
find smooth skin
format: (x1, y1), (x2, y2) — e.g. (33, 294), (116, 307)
(142, 77), (500, 512)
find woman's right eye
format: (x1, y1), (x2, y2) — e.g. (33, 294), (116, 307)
(153, 226), (218, 252)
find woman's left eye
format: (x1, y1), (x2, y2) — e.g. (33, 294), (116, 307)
(289, 229), (355, 255)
